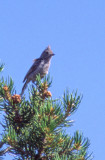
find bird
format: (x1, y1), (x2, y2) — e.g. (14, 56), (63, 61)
(21, 46), (55, 95)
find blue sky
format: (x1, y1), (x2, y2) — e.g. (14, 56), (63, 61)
(0, 0), (105, 159)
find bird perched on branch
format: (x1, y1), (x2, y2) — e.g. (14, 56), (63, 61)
(21, 46), (55, 95)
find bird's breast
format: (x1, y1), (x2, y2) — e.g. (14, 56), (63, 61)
(39, 60), (51, 76)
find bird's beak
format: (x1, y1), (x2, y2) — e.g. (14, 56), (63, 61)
(52, 53), (55, 56)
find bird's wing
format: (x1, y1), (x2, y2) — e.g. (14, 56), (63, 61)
(23, 58), (42, 82)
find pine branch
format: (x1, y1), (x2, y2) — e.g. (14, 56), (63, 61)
(0, 67), (92, 160)
(0, 143), (13, 156)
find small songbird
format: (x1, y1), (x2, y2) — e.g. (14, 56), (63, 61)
(21, 46), (55, 95)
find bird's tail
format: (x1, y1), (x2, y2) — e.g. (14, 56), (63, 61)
(21, 81), (28, 96)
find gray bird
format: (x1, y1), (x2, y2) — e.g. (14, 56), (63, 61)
(21, 46), (54, 95)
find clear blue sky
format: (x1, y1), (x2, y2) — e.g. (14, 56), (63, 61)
(0, 1), (105, 159)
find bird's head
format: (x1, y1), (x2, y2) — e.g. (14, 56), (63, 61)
(40, 46), (55, 59)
